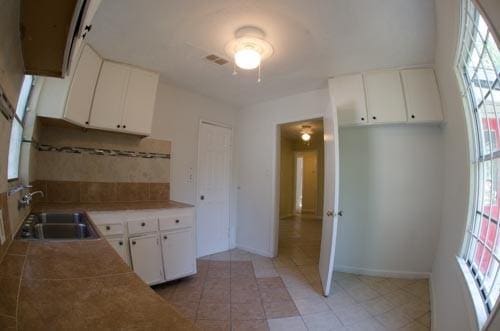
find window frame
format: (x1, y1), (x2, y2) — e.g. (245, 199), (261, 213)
(455, 0), (500, 329)
(7, 75), (34, 181)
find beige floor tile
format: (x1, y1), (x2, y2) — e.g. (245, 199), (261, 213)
(302, 311), (343, 330)
(361, 296), (396, 316)
(287, 284), (323, 300)
(254, 267), (279, 278)
(384, 289), (416, 306)
(196, 319), (230, 331)
(197, 302), (230, 320)
(232, 319), (270, 331)
(323, 288), (357, 310)
(257, 277), (286, 290)
(259, 287), (293, 303)
(231, 303), (266, 321)
(267, 316), (307, 331)
(293, 296), (330, 316)
(201, 287), (230, 303)
(263, 300), (300, 319)
(345, 283), (380, 303)
(399, 300), (430, 320)
(399, 321), (429, 331)
(342, 317), (387, 331)
(375, 308), (412, 329)
(331, 302), (372, 326)
(231, 288), (262, 304)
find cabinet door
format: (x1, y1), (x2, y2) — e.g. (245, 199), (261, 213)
(129, 234), (164, 285)
(121, 68), (159, 135)
(329, 74), (368, 126)
(364, 71), (407, 124)
(108, 237), (129, 266)
(90, 61), (130, 131)
(64, 45), (102, 126)
(161, 229), (196, 281)
(401, 68), (443, 123)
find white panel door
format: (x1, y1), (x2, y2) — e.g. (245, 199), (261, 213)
(401, 68), (443, 123)
(320, 80), (342, 296)
(364, 71), (407, 124)
(197, 122), (232, 257)
(121, 67), (159, 135)
(330, 74), (368, 126)
(64, 44), (102, 126)
(90, 61), (129, 131)
(129, 233), (164, 285)
(161, 229), (196, 280)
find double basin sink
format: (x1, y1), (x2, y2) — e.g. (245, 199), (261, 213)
(17, 212), (99, 240)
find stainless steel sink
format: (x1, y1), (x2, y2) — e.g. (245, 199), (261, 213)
(17, 212), (99, 240)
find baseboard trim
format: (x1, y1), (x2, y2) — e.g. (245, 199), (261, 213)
(334, 264), (431, 279)
(236, 244), (273, 258)
(429, 274), (437, 331)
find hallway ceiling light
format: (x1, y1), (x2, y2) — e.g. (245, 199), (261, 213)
(300, 125), (312, 142)
(301, 133), (311, 142)
(225, 26), (273, 82)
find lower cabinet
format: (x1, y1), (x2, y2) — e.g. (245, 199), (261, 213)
(108, 237), (130, 266)
(161, 228), (196, 281)
(129, 233), (164, 285)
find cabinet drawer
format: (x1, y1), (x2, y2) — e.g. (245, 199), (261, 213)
(159, 215), (193, 231)
(128, 218), (158, 235)
(97, 223), (124, 236)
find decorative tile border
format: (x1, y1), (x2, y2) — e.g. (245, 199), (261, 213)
(37, 143), (170, 159)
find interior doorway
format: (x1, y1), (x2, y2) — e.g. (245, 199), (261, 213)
(278, 118), (325, 265)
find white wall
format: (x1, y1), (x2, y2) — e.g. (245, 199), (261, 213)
(236, 89), (329, 256)
(430, 0), (499, 330)
(337, 125), (443, 277)
(151, 82), (238, 248)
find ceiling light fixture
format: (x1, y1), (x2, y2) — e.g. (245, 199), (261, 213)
(300, 125), (313, 143)
(225, 26), (273, 82)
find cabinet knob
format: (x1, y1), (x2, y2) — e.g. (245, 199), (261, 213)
(163, 235), (168, 240)
(105, 225), (110, 231)
(411, 114), (415, 119)
(372, 116), (377, 120)
(132, 241), (136, 245)
(85, 121), (89, 125)
(123, 125), (127, 129)
(141, 222), (146, 227)
(175, 219), (180, 224)
(118, 241), (123, 246)
(200, 195), (205, 200)
(361, 117), (365, 121)
(116, 124), (120, 128)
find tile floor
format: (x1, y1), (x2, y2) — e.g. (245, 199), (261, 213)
(153, 215), (431, 330)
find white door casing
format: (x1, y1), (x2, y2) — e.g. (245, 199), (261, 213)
(196, 121), (232, 257)
(319, 80), (341, 296)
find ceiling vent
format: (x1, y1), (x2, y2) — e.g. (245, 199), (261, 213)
(205, 54), (229, 65)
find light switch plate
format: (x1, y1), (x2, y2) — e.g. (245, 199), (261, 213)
(0, 209), (5, 245)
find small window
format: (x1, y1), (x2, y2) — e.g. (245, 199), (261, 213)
(7, 75), (33, 180)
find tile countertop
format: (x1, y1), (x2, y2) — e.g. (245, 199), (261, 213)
(0, 201), (196, 330)
(31, 200), (194, 213)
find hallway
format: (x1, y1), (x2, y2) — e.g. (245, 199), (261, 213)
(278, 214), (322, 266)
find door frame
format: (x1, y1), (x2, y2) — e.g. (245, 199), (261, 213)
(272, 114), (324, 257)
(195, 119), (234, 257)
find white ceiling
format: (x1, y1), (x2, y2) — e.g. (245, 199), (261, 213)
(87, 0), (436, 108)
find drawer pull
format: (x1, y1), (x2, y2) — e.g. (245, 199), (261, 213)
(118, 241), (123, 246)
(175, 219), (180, 224)
(132, 241), (136, 245)
(106, 225), (110, 231)
(141, 222), (146, 227)
(163, 235), (168, 240)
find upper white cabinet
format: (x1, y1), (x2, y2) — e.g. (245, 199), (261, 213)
(401, 69), (443, 123)
(121, 68), (159, 134)
(329, 74), (368, 126)
(64, 45), (102, 126)
(35, 44), (159, 136)
(90, 61), (159, 135)
(364, 71), (407, 124)
(90, 61), (130, 130)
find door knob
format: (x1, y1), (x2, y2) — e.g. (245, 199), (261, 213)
(326, 210), (333, 217)
(327, 210), (343, 217)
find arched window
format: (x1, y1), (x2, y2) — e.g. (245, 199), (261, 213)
(457, 0), (500, 326)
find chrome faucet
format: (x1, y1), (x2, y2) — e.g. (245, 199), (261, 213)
(19, 191), (44, 209)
